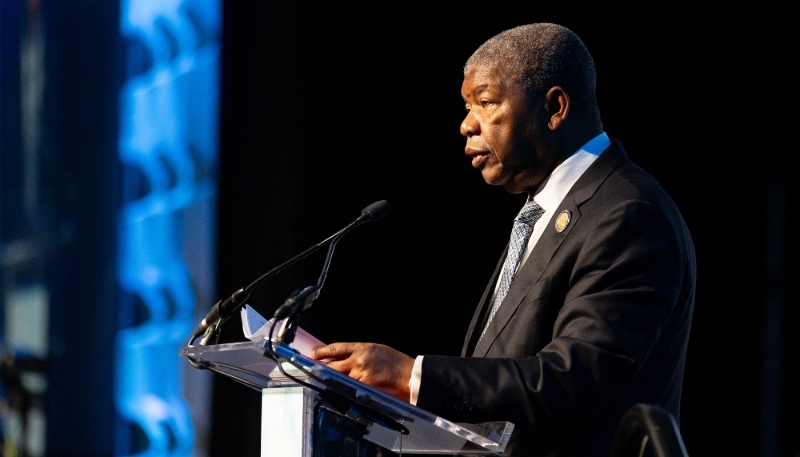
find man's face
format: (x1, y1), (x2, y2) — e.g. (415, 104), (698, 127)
(460, 64), (547, 194)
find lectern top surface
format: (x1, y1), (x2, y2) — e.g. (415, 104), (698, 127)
(181, 340), (514, 455)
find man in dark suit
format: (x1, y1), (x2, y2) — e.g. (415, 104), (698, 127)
(312, 23), (695, 456)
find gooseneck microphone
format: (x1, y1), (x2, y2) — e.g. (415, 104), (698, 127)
(272, 199), (391, 321)
(189, 200), (390, 346)
(354, 199), (392, 225)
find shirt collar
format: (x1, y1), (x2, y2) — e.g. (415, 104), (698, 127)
(531, 132), (610, 214)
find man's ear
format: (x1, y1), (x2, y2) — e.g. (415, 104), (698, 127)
(544, 86), (570, 131)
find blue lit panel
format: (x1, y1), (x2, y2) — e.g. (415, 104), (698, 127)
(115, 1), (220, 456)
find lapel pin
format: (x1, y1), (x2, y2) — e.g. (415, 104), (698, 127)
(555, 210), (571, 233)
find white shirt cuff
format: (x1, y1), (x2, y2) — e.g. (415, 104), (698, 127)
(408, 355), (424, 405)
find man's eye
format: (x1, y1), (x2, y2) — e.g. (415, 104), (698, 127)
(481, 100), (493, 107)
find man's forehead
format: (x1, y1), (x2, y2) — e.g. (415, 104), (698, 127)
(466, 62), (508, 81)
(462, 63), (520, 98)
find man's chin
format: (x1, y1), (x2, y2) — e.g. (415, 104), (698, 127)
(480, 169), (504, 187)
(481, 172), (518, 193)
(484, 174), (528, 194)
(480, 169), (534, 194)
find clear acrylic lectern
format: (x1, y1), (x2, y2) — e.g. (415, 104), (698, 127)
(180, 340), (514, 456)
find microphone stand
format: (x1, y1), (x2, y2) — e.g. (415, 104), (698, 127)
(189, 227), (343, 346)
(189, 200), (390, 347)
(268, 205), (374, 348)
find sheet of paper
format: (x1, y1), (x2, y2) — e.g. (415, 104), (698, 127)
(240, 304), (325, 357)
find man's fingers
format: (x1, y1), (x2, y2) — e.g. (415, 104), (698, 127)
(325, 359), (352, 374)
(311, 342), (356, 360)
(309, 342), (413, 401)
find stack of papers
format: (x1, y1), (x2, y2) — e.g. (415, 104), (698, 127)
(240, 304), (324, 356)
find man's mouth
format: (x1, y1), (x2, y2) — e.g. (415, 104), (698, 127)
(465, 147), (490, 168)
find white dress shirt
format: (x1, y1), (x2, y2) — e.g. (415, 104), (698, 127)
(408, 132), (611, 405)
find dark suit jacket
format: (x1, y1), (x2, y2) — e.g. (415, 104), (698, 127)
(416, 141), (696, 456)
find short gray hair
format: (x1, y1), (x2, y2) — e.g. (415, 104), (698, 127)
(465, 23), (598, 112)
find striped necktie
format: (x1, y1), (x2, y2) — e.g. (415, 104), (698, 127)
(480, 200), (545, 340)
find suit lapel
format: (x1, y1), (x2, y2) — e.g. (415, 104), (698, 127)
(462, 246), (507, 356)
(470, 142), (629, 357)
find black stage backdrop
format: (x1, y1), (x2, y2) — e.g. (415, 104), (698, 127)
(212, 4), (797, 456)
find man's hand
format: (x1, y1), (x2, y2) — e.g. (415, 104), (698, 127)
(311, 343), (414, 402)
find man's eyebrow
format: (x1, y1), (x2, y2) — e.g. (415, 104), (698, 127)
(463, 84), (490, 102)
(471, 84), (489, 97)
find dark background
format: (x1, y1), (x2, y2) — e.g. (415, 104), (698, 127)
(213, 3), (797, 456)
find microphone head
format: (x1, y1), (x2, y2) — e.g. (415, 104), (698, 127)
(361, 200), (391, 222)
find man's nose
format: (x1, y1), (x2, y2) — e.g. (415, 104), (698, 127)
(460, 112), (479, 137)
